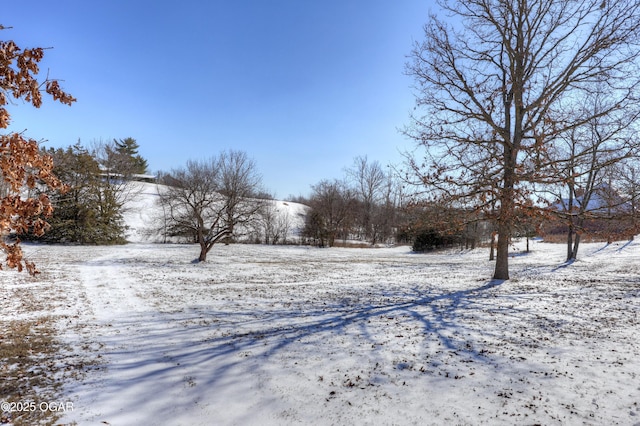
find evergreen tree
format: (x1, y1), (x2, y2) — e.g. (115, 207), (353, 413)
(114, 137), (148, 175)
(32, 143), (127, 244)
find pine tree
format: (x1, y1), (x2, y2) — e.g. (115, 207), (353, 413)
(34, 143), (126, 244)
(114, 137), (148, 175)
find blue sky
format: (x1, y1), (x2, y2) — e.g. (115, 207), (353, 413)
(5, 1), (430, 198)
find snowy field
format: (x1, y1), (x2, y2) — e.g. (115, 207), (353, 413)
(2, 239), (639, 425)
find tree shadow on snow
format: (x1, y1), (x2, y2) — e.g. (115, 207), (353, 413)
(72, 277), (540, 422)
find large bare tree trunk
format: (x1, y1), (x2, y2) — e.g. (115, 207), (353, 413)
(198, 246), (208, 262)
(494, 222), (510, 280)
(197, 225), (209, 262)
(492, 88), (519, 281)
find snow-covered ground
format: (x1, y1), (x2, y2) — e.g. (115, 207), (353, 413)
(2, 238), (640, 425)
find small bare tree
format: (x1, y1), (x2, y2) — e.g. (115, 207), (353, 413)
(260, 200), (291, 245)
(304, 179), (355, 247)
(548, 87), (640, 261)
(616, 158), (640, 240)
(346, 156), (386, 242)
(158, 151), (264, 262)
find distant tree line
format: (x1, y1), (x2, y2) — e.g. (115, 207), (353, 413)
(22, 133), (640, 268)
(297, 156), (409, 247)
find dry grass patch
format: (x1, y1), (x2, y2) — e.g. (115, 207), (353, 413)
(0, 317), (68, 425)
(0, 264), (88, 426)
(332, 241), (375, 248)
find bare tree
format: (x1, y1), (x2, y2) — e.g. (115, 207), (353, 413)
(404, 0), (640, 280)
(616, 158), (640, 240)
(546, 86), (640, 261)
(218, 150), (264, 244)
(159, 159), (227, 261)
(304, 179), (355, 247)
(259, 200), (291, 245)
(346, 156), (386, 242)
(158, 151), (264, 262)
